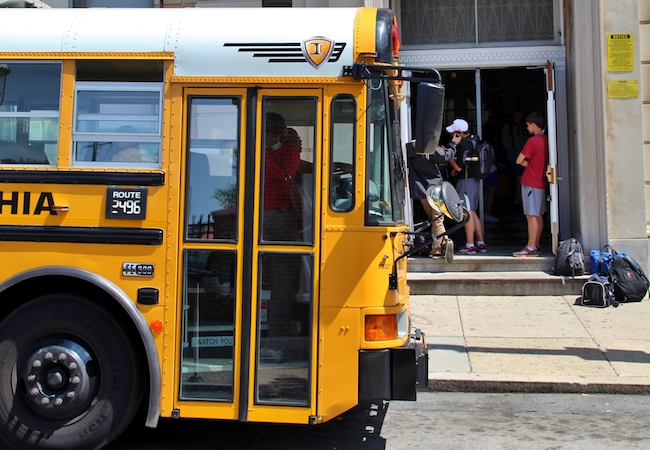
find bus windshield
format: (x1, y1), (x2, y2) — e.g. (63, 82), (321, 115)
(366, 79), (405, 225)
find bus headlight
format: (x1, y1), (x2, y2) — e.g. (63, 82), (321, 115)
(365, 314), (398, 341)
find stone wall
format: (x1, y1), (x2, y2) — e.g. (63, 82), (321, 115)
(602, 0), (648, 271)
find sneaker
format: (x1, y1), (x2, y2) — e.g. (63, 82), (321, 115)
(484, 214), (499, 223)
(202, 276), (230, 296)
(512, 246), (539, 258)
(476, 243), (487, 253)
(444, 240), (454, 264)
(457, 245), (476, 255)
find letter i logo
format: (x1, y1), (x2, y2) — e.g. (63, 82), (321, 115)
(302, 37), (335, 70)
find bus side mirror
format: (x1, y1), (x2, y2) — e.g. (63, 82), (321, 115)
(412, 82), (445, 155)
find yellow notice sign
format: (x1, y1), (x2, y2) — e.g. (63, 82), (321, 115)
(607, 33), (634, 72)
(608, 80), (638, 99)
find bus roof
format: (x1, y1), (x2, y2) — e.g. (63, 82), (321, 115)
(0, 7), (370, 78)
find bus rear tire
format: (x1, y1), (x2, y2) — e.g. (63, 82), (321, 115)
(0, 294), (141, 450)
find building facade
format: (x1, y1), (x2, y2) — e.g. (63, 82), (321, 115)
(26, 0), (650, 274)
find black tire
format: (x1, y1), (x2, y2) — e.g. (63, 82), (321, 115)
(0, 294), (141, 450)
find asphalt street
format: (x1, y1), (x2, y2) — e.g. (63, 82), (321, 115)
(96, 392), (650, 450)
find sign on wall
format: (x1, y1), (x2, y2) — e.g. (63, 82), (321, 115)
(607, 33), (634, 72)
(607, 80), (639, 99)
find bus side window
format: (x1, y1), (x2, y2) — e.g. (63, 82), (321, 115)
(0, 62), (60, 166)
(185, 97), (240, 241)
(329, 96), (356, 212)
(72, 82), (163, 167)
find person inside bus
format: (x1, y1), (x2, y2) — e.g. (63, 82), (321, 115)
(284, 126), (313, 176)
(106, 125), (143, 162)
(263, 113), (301, 237)
(261, 112), (302, 360)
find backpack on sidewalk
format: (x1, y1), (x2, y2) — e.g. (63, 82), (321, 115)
(607, 249), (649, 303)
(589, 244), (626, 275)
(553, 238), (585, 278)
(580, 273), (618, 308)
(462, 136), (493, 180)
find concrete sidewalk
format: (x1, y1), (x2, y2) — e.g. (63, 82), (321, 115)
(410, 295), (650, 394)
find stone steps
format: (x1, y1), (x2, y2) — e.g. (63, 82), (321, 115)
(407, 255), (587, 296)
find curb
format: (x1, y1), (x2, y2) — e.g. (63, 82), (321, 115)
(423, 378), (650, 395)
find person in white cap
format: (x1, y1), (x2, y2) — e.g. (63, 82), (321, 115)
(446, 118), (487, 254)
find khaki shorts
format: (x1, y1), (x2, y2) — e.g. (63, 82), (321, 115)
(522, 185), (546, 216)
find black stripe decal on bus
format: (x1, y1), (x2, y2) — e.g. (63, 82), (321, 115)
(0, 226), (163, 245)
(0, 171), (165, 186)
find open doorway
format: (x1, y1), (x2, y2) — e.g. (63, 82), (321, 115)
(429, 67), (551, 255)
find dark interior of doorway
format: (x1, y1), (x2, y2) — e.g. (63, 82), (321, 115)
(417, 67), (551, 256)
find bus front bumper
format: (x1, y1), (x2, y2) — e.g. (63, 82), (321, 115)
(358, 329), (428, 401)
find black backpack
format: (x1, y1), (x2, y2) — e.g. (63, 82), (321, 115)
(607, 251), (649, 303)
(463, 136), (493, 180)
(553, 238), (585, 277)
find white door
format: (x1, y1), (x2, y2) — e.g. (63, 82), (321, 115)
(545, 61), (560, 253)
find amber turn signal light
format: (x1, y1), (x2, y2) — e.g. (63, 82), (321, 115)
(365, 314), (398, 341)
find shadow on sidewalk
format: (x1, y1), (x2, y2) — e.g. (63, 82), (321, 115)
(428, 343), (650, 363)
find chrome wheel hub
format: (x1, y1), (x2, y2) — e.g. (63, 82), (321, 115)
(20, 339), (99, 420)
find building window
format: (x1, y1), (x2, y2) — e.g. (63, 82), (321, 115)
(400, 0), (556, 48)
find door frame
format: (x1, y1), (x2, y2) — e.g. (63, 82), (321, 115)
(175, 86), (323, 424)
(401, 46), (571, 248)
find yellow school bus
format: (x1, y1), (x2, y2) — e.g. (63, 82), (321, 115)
(0, 7), (457, 450)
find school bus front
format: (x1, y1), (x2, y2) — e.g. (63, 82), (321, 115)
(0, 7), (440, 450)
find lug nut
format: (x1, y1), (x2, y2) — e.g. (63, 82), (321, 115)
(32, 360), (41, 368)
(66, 391), (75, 399)
(27, 375), (36, 382)
(54, 398), (63, 406)
(44, 352), (53, 361)
(69, 362), (77, 370)
(58, 353), (66, 361)
(71, 376), (80, 384)
(41, 398), (50, 405)
(30, 388), (39, 396)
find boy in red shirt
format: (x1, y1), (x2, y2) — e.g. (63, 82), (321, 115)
(513, 112), (548, 257)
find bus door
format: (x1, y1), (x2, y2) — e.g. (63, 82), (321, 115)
(179, 88), (320, 423)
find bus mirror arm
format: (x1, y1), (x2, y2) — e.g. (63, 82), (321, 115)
(388, 207), (469, 289)
(344, 62), (442, 84)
